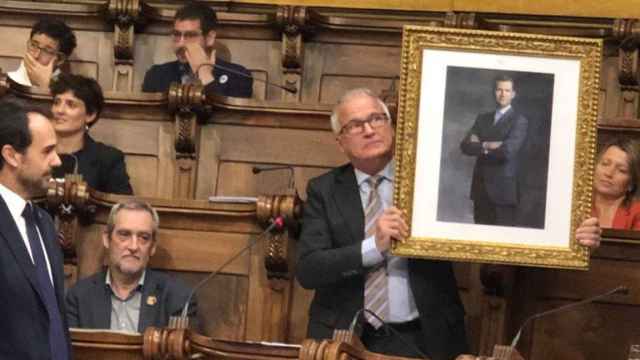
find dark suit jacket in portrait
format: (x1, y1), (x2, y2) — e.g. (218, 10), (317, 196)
(65, 269), (197, 332)
(296, 163), (468, 360)
(142, 58), (253, 98)
(460, 108), (528, 206)
(0, 196), (72, 359)
(52, 134), (133, 195)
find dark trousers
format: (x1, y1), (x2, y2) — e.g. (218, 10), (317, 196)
(472, 185), (517, 226)
(361, 319), (428, 358)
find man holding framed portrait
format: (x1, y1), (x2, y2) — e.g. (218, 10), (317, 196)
(296, 88), (601, 360)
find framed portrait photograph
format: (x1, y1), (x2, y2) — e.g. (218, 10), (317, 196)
(393, 26), (602, 269)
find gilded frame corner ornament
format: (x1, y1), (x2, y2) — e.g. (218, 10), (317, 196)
(393, 26), (602, 270)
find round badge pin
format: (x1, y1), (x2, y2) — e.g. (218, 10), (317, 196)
(219, 75), (229, 84)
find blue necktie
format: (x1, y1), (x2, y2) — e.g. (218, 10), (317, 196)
(22, 203), (69, 360)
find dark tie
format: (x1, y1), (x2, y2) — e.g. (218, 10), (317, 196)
(22, 203), (69, 360)
(363, 175), (389, 328)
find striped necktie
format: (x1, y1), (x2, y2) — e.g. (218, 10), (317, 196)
(363, 175), (389, 328)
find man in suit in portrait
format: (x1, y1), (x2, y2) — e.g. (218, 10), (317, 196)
(142, 1), (253, 98)
(0, 99), (70, 359)
(66, 200), (197, 332)
(296, 88), (602, 360)
(460, 74), (529, 226)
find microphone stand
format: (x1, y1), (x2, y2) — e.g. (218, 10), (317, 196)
(196, 63), (297, 94)
(177, 216), (286, 325)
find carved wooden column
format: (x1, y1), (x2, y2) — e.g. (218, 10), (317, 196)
(168, 82), (206, 198)
(106, 0), (153, 92)
(613, 19), (640, 119)
(254, 194), (301, 341)
(276, 6), (308, 102)
(46, 175), (93, 263)
(143, 327), (189, 360)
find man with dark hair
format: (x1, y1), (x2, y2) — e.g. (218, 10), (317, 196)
(66, 200), (197, 332)
(49, 74), (132, 195)
(0, 99), (72, 359)
(142, 1), (253, 97)
(9, 18), (77, 88)
(460, 74), (528, 226)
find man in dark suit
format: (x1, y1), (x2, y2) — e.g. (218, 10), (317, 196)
(66, 200), (196, 332)
(142, 2), (252, 98)
(460, 74), (528, 226)
(0, 99), (70, 359)
(296, 88), (602, 360)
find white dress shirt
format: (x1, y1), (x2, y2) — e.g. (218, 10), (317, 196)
(0, 183), (54, 284)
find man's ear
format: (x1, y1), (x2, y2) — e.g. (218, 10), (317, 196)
(205, 30), (216, 49)
(336, 136), (346, 154)
(102, 231), (110, 249)
(1, 144), (21, 169)
(150, 241), (157, 257)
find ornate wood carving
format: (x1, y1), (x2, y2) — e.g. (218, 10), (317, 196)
(276, 6), (309, 102)
(45, 174), (93, 263)
(106, 0), (154, 92)
(168, 82), (207, 198)
(256, 194), (301, 281)
(613, 19), (640, 118)
(143, 326), (300, 360)
(444, 12), (478, 29)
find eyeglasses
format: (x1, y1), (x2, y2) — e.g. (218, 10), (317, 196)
(171, 30), (203, 41)
(340, 112), (390, 136)
(26, 39), (65, 60)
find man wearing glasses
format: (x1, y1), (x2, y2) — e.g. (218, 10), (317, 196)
(8, 19), (76, 88)
(296, 88), (602, 360)
(142, 1), (252, 98)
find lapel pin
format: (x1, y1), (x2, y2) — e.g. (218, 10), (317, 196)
(219, 75), (228, 84)
(147, 295), (157, 306)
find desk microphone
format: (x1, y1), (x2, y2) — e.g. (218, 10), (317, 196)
(197, 62), (297, 94)
(348, 308), (429, 360)
(179, 216), (285, 322)
(510, 285), (629, 350)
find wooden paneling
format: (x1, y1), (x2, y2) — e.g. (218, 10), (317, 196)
(4, 2), (640, 358)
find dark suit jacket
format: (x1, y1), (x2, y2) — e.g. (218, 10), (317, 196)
(460, 108), (528, 205)
(65, 269), (197, 332)
(0, 196), (72, 359)
(52, 134), (133, 195)
(296, 163), (468, 360)
(142, 58), (253, 98)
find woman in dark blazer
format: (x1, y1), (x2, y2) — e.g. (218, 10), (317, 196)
(49, 74), (133, 195)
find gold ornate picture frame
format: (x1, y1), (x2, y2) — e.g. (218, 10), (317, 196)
(392, 26), (602, 269)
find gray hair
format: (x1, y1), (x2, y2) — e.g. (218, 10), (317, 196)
(105, 199), (160, 240)
(329, 88), (392, 135)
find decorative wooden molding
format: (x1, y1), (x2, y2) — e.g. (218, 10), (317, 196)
(276, 6), (309, 102)
(613, 19), (640, 118)
(256, 194), (301, 282)
(444, 11), (478, 29)
(106, 0), (156, 91)
(45, 174), (93, 263)
(143, 327), (300, 360)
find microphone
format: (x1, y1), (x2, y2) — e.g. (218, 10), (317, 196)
(510, 285), (629, 350)
(348, 309), (429, 360)
(196, 62), (297, 94)
(179, 216), (285, 322)
(252, 165), (295, 191)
